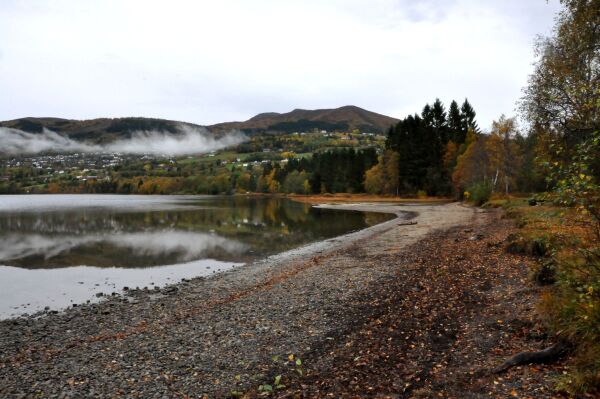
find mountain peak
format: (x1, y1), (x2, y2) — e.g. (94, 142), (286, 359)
(210, 105), (398, 134)
(248, 112), (281, 122)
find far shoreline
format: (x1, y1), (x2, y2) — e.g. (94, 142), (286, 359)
(0, 191), (455, 204)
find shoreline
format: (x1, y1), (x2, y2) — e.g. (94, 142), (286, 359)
(287, 193), (453, 205)
(2, 202), (510, 398)
(243, 202), (415, 273)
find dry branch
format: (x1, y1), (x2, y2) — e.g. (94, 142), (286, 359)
(493, 342), (568, 373)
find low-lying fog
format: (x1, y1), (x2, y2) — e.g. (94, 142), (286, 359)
(0, 125), (246, 155)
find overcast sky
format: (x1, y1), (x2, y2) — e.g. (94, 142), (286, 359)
(0, 0), (561, 130)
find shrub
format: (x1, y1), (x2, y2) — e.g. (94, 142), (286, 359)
(539, 248), (600, 395)
(466, 181), (492, 206)
(530, 260), (556, 285)
(505, 234), (549, 257)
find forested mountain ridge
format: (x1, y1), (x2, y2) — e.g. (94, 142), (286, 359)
(208, 105), (399, 134)
(0, 105), (399, 142)
(0, 117), (206, 144)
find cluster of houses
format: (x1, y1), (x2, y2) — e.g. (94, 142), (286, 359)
(1, 152), (125, 182)
(291, 130), (379, 139)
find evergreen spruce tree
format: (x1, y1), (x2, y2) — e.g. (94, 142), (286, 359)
(447, 100), (464, 143)
(385, 101), (460, 195)
(461, 99), (480, 134)
(432, 99), (447, 130)
(421, 104), (434, 126)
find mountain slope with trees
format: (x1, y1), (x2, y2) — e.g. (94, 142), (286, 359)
(209, 105), (399, 134)
(0, 105), (399, 143)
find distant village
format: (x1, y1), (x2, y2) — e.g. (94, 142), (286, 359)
(1, 152), (126, 184)
(0, 129), (386, 185)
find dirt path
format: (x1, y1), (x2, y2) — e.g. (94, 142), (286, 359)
(0, 203), (559, 398)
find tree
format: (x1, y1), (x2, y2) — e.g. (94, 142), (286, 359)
(432, 98), (447, 131)
(520, 0), (599, 154)
(265, 169), (280, 193)
(283, 171), (309, 194)
(452, 134), (490, 194)
(309, 148), (377, 193)
(486, 115), (522, 194)
(547, 130), (600, 238)
(448, 100), (464, 143)
(443, 140), (459, 173)
(364, 163), (384, 194)
(256, 175), (268, 193)
(461, 99), (480, 134)
(513, 132), (547, 193)
(386, 99), (477, 195)
(212, 173), (231, 194)
(421, 104), (434, 126)
(302, 179), (311, 194)
(363, 150), (400, 195)
(527, 16), (600, 386)
(236, 172), (252, 192)
(383, 150), (400, 195)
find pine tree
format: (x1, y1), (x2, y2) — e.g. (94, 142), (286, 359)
(421, 104), (434, 127)
(460, 99), (480, 134)
(447, 100), (464, 143)
(432, 99), (447, 130)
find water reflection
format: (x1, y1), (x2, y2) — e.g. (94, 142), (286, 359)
(0, 195), (394, 317)
(0, 259), (242, 318)
(0, 195), (392, 269)
(0, 232), (247, 268)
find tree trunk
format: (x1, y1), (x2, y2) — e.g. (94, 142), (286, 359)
(492, 168), (499, 189)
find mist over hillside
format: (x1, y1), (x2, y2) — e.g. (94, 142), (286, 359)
(0, 123), (247, 156)
(0, 117), (207, 144)
(0, 106), (398, 153)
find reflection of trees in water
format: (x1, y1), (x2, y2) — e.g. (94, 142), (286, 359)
(255, 197), (277, 225)
(364, 212), (392, 227)
(0, 197), (392, 268)
(0, 200), (387, 237)
(282, 200), (311, 224)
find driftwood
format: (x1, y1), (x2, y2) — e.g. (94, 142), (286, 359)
(398, 221), (418, 226)
(493, 342), (568, 373)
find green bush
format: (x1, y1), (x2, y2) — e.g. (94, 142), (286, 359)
(466, 182), (492, 206)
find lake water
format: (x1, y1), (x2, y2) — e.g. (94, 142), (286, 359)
(0, 195), (392, 318)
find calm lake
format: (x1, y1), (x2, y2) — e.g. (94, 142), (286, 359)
(0, 194), (392, 318)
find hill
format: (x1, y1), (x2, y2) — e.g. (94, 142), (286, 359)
(209, 105), (398, 134)
(0, 117), (205, 144)
(0, 106), (398, 143)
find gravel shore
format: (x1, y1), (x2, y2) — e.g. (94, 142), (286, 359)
(0, 203), (474, 398)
